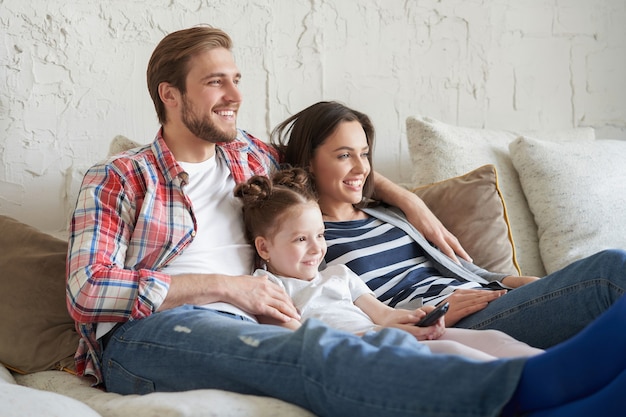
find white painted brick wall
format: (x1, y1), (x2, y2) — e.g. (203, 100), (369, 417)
(1, 0), (625, 232)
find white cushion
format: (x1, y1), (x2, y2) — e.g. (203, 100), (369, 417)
(509, 137), (626, 274)
(0, 383), (102, 417)
(406, 115), (595, 276)
(0, 364), (16, 385)
(14, 370), (315, 417)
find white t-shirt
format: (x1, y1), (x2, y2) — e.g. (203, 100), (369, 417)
(163, 156), (256, 321)
(255, 264), (377, 334)
(98, 155), (256, 340)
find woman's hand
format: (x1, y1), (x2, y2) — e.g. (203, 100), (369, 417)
(501, 275), (540, 288)
(442, 289), (507, 326)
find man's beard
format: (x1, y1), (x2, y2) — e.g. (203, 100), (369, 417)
(181, 95), (237, 143)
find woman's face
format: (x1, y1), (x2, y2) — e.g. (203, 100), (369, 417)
(309, 120), (370, 209)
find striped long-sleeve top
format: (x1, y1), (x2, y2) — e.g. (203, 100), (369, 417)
(324, 205), (509, 310)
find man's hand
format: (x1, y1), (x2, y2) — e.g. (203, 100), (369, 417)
(441, 289), (506, 326)
(222, 274), (301, 322)
(159, 273), (300, 323)
(257, 315), (302, 330)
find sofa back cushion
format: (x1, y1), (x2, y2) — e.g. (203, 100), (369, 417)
(412, 164), (519, 275)
(406, 115), (595, 276)
(510, 137), (626, 273)
(0, 215), (78, 373)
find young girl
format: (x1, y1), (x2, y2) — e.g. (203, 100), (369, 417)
(234, 167), (543, 360)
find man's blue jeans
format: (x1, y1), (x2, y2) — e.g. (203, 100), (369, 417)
(103, 309), (524, 417)
(455, 250), (626, 348)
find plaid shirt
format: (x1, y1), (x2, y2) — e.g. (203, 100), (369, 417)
(66, 128), (280, 383)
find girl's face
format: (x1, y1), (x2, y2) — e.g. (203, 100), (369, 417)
(309, 120), (370, 210)
(255, 203), (327, 281)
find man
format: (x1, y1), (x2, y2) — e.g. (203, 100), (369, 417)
(66, 25), (521, 416)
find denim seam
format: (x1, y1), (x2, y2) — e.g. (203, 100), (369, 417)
(467, 278), (623, 330)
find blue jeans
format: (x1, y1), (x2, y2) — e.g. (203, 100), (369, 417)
(102, 308), (525, 417)
(455, 250), (626, 348)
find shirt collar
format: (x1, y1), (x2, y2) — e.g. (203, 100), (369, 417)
(152, 128), (187, 185)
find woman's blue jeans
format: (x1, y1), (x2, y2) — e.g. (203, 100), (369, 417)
(102, 309), (524, 417)
(455, 250), (626, 348)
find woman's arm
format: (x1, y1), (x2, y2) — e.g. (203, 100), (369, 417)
(372, 172), (471, 263)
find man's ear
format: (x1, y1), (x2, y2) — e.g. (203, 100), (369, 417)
(254, 236), (270, 261)
(158, 82), (180, 107)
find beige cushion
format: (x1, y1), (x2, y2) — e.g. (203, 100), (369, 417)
(406, 115), (595, 276)
(412, 165), (519, 275)
(0, 215), (78, 373)
(509, 137), (626, 273)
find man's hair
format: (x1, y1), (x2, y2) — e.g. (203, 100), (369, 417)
(147, 25), (233, 124)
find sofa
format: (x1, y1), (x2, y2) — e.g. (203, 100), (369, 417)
(2, 115), (625, 417)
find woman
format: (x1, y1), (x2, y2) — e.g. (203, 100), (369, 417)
(233, 165), (626, 415)
(271, 100), (626, 349)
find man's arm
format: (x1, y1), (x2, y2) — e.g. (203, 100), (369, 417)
(159, 272), (300, 323)
(372, 171), (471, 263)
(67, 162), (300, 324)
(66, 164), (171, 324)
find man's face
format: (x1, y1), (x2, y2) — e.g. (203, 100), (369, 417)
(180, 47), (242, 143)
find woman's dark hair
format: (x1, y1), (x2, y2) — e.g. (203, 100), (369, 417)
(270, 101), (376, 202)
(234, 167), (317, 246)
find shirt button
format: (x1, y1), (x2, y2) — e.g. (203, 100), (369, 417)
(191, 231), (196, 237)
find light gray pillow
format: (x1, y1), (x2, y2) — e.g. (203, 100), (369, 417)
(509, 136), (626, 273)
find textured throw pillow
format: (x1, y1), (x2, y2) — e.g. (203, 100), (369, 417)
(509, 137), (626, 274)
(0, 215), (78, 373)
(406, 115), (595, 277)
(411, 165), (520, 275)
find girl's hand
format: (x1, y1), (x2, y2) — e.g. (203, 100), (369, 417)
(374, 306), (446, 341)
